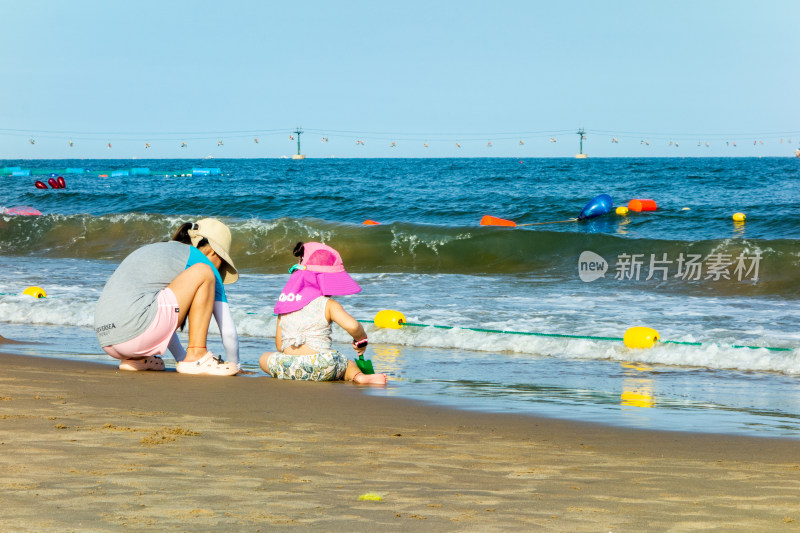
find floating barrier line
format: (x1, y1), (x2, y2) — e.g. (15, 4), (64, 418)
(358, 319), (793, 352)
(357, 319), (623, 342)
(3, 170), (223, 176)
(659, 339), (791, 352)
(404, 321), (625, 342)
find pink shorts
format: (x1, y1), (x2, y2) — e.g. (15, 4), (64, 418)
(103, 288), (179, 360)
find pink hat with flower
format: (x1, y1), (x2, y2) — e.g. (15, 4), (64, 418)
(273, 242), (361, 314)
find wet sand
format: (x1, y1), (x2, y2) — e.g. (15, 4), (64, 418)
(1, 351), (798, 532)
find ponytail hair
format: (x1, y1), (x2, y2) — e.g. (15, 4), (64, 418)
(292, 241), (305, 260)
(172, 222), (193, 244)
(172, 222), (208, 248)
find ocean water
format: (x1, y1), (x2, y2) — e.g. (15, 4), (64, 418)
(1, 157), (799, 439)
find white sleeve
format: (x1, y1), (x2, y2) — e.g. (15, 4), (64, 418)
(167, 332), (186, 362)
(214, 300), (240, 367)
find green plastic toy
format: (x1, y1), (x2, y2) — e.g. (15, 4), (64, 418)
(355, 355), (375, 374)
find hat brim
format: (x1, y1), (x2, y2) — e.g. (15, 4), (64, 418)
(274, 271), (323, 315)
(273, 271), (361, 315)
(318, 270), (361, 296)
(207, 237), (238, 284)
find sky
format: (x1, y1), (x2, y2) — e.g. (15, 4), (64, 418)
(1, 0), (798, 159)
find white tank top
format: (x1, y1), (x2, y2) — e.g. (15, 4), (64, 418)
(279, 296), (332, 352)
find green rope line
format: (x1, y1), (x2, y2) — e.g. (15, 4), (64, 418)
(357, 319), (793, 352)
(660, 339), (791, 352)
(357, 319), (623, 342)
(404, 321), (625, 342)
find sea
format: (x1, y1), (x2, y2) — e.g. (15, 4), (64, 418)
(1, 157), (799, 439)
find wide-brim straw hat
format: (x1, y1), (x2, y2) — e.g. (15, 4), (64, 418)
(188, 218), (238, 284)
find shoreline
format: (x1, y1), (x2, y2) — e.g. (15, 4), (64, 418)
(2, 351), (798, 531)
(3, 318), (800, 439)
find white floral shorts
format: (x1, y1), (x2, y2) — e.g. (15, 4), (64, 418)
(264, 351), (348, 381)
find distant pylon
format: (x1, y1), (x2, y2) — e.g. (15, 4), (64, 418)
(292, 127), (305, 159)
(576, 128), (588, 159)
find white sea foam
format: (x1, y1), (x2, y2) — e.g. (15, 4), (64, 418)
(1, 259), (798, 374)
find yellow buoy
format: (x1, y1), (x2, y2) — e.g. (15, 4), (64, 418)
(374, 310), (406, 329)
(623, 326), (659, 349)
(615, 206), (629, 216)
(358, 493), (383, 501)
(22, 286), (47, 299)
(680, 207), (690, 211)
(732, 212), (746, 222)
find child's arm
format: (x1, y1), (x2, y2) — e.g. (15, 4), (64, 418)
(326, 299), (368, 355)
(275, 316), (283, 352)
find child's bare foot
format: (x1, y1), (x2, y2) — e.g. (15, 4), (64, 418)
(353, 372), (388, 385)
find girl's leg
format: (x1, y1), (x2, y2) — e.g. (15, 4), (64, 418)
(167, 263), (216, 363)
(343, 360), (388, 385)
(259, 352), (278, 373)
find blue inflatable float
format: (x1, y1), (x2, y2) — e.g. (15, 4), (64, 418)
(577, 194), (613, 221)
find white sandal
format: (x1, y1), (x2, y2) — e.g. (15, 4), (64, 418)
(119, 356), (165, 371)
(176, 352), (238, 376)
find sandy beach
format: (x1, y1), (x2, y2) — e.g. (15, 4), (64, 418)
(1, 350), (798, 532)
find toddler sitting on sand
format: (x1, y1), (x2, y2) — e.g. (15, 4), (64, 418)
(259, 242), (387, 384)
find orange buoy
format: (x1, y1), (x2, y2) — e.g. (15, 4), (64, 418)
(480, 215), (517, 227)
(628, 199), (657, 212)
(363, 220), (380, 225)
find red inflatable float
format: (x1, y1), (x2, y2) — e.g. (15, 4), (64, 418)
(628, 199), (657, 212)
(37, 176), (66, 189)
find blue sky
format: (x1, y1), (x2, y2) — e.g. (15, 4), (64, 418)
(2, 0), (798, 158)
